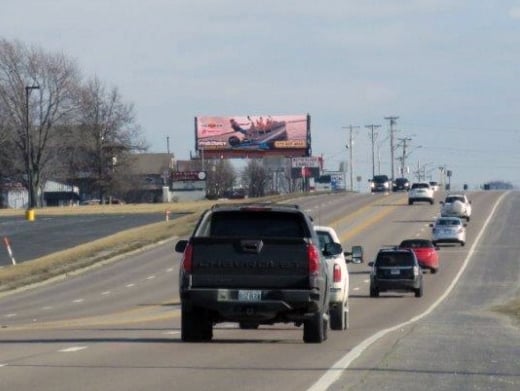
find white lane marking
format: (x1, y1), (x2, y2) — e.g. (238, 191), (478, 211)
(0, 363), (6, 367)
(73, 299), (84, 303)
(363, 279), (369, 283)
(352, 287), (360, 291)
(42, 306), (52, 310)
(59, 346), (87, 353)
(146, 275), (156, 280)
(307, 192), (508, 391)
(5, 313), (16, 318)
(163, 331), (180, 335)
(167, 268), (174, 272)
(101, 291), (111, 295)
(126, 283), (135, 288)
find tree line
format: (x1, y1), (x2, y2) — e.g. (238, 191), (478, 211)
(0, 39), (298, 206)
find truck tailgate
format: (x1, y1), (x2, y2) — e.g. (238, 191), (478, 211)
(190, 237), (310, 289)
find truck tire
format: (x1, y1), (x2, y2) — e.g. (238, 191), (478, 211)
(330, 302), (348, 330)
(303, 311), (327, 343)
(181, 303), (213, 342)
(414, 284), (423, 298)
(370, 285), (379, 297)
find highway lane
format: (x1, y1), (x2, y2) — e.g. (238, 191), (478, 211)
(0, 190), (511, 390)
(0, 212), (181, 266)
(328, 190), (520, 390)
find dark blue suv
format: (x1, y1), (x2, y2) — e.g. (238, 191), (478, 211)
(368, 248), (423, 297)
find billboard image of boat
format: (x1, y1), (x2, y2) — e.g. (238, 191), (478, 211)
(195, 114), (310, 158)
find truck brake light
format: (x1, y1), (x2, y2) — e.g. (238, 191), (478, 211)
(182, 243), (193, 273)
(333, 264), (341, 282)
(307, 244), (320, 275)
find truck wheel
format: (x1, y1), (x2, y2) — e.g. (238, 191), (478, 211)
(330, 302), (347, 330)
(370, 285), (379, 297)
(181, 303), (213, 342)
(303, 311), (327, 343)
(408, 200), (413, 205)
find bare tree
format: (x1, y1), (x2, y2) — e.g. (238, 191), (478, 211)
(0, 39), (81, 207)
(62, 76), (146, 202)
(242, 159), (269, 198)
(206, 158), (235, 199)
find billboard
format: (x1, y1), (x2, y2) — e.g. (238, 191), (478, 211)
(195, 114), (311, 158)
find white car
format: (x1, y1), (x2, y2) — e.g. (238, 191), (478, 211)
(430, 217), (467, 246)
(408, 182), (435, 205)
(315, 226), (359, 330)
(440, 193), (472, 221)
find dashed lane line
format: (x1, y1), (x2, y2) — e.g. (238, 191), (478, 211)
(59, 346), (87, 353)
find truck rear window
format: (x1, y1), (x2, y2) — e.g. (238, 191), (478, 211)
(208, 211), (307, 238)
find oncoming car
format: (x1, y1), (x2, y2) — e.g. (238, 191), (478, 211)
(430, 217), (467, 246)
(370, 175), (391, 193)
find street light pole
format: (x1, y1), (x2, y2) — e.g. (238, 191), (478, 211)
(25, 85), (40, 210)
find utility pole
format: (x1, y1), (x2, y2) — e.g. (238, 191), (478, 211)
(384, 116), (399, 181)
(397, 137), (412, 176)
(342, 125), (359, 191)
(365, 124), (381, 178)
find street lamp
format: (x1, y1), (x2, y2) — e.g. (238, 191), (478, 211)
(25, 85), (40, 210)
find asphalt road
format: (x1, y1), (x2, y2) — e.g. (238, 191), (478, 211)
(0, 190), (517, 390)
(0, 212), (184, 266)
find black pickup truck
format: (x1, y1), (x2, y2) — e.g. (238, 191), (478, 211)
(174, 203), (332, 343)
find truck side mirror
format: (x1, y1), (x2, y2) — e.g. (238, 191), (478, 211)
(175, 240), (188, 253)
(349, 245), (364, 263)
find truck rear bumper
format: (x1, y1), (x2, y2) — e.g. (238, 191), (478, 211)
(181, 288), (323, 323)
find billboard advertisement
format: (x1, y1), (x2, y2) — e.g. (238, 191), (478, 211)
(195, 114), (311, 158)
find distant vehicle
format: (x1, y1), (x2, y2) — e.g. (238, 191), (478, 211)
(393, 177), (410, 192)
(368, 248), (423, 298)
(429, 181), (440, 191)
(370, 175), (391, 193)
(315, 226), (363, 331)
(408, 182), (434, 205)
(398, 239), (440, 274)
(440, 193), (472, 221)
(430, 217), (467, 246)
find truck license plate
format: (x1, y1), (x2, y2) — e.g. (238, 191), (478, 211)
(238, 290), (262, 301)
(390, 269), (400, 275)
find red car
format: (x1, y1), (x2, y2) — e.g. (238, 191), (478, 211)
(398, 239), (440, 273)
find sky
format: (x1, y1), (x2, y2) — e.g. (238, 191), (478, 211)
(2, 0), (520, 190)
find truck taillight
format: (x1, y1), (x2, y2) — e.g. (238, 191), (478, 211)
(182, 243), (193, 273)
(333, 264), (341, 282)
(307, 244), (321, 275)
